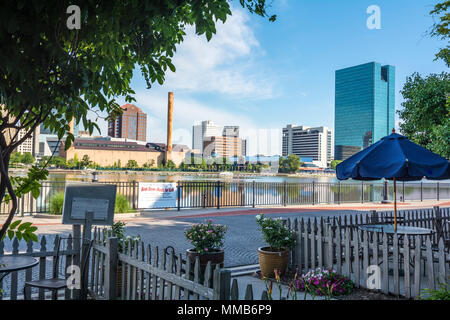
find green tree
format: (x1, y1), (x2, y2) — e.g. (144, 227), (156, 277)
(66, 158), (76, 168)
(143, 159), (155, 169)
(126, 160), (138, 169)
(80, 154), (93, 168)
(73, 154), (79, 166)
(178, 162), (187, 170)
(9, 152), (22, 166)
(0, 0), (275, 239)
(331, 160), (343, 170)
(398, 72), (450, 158)
(49, 156), (67, 168)
(278, 154), (302, 173)
(430, 1), (450, 66)
(200, 159), (208, 171)
(20, 152), (35, 165)
(165, 160), (176, 170)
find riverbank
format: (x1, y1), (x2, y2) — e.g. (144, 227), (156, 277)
(9, 167), (337, 180)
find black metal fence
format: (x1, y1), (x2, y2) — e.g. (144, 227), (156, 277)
(1, 180), (450, 215)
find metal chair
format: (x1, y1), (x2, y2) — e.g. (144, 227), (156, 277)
(24, 237), (93, 300)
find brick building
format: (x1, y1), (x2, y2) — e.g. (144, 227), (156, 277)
(108, 104), (147, 142)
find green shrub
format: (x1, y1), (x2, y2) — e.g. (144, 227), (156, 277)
(48, 192), (133, 215)
(419, 282), (450, 300)
(115, 194), (133, 213)
(255, 214), (296, 251)
(49, 192), (65, 215)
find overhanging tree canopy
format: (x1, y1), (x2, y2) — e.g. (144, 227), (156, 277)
(0, 0), (276, 239)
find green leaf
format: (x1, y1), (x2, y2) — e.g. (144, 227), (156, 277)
(22, 233), (30, 243)
(31, 187), (40, 199)
(15, 231), (23, 241)
(9, 220), (22, 230)
(7, 230), (14, 240)
(29, 233), (38, 242)
(18, 222), (32, 231)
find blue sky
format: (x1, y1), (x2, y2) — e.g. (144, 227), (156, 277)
(92, 0), (448, 155)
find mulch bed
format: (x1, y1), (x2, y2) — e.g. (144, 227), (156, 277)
(254, 270), (408, 300)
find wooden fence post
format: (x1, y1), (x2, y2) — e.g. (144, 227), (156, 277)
(213, 269), (231, 300)
(104, 237), (118, 300)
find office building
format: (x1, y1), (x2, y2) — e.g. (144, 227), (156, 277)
(108, 104), (147, 142)
(203, 136), (243, 158)
(223, 126), (239, 138)
(335, 62), (395, 160)
(16, 126), (40, 157)
(282, 125), (333, 168)
(241, 139), (247, 157)
(192, 120), (223, 154)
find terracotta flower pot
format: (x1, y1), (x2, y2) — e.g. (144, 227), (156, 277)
(257, 247), (289, 278)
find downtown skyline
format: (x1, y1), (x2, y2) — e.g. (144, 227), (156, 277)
(84, 0), (447, 156)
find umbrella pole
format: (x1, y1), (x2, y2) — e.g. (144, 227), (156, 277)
(394, 177), (397, 232)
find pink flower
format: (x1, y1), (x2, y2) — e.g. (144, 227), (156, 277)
(205, 248), (209, 251)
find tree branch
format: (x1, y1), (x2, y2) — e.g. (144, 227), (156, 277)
(0, 146), (18, 241)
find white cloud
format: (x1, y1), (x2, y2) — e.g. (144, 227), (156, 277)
(86, 92), (282, 155)
(162, 8), (275, 98)
(134, 90), (257, 145)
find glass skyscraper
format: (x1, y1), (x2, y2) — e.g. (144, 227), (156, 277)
(334, 62), (395, 160)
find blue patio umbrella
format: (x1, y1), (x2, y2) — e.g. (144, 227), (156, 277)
(336, 130), (449, 231)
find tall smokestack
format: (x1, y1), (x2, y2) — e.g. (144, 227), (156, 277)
(166, 92), (174, 161)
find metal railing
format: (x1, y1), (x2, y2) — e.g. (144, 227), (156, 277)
(1, 180), (450, 215)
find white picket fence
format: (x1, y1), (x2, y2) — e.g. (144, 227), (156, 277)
(286, 207), (450, 298)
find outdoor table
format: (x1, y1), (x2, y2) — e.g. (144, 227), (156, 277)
(358, 224), (434, 236)
(357, 224), (434, 270)
(0, 256), (39, 281)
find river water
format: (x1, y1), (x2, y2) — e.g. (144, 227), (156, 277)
(43, 170), (340, 183)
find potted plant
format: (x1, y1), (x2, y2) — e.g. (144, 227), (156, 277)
(255, 214), (296, 278)
(184, 219), (228, 271)
(106, 221), (141, 296)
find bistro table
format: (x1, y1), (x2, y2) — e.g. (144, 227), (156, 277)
(357, 224), (434, 270)
(0, 256), (39, 281)
(358, 224), (434, 236)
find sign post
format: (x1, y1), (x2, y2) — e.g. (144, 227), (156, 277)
(61, 183), (117, 299)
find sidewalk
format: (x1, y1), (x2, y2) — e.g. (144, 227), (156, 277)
(139, 199), (450, 219)
(1, 199), (449, 227)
